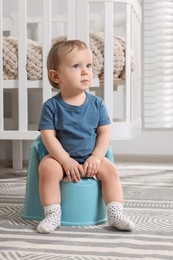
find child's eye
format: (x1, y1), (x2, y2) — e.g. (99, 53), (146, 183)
(73, 64), (79, 68)
(86, 64), (92, 69)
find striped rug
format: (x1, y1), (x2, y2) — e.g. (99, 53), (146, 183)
(0, 167), (173, 260)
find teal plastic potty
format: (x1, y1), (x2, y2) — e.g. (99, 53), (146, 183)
(60, 178), (105, 226)
(22, 135), (114, 226)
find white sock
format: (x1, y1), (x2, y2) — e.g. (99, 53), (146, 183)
(107, 202), (135, 231)
(37, 204), (61, 234)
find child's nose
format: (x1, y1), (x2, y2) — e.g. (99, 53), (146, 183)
(81, 67), (88, 75)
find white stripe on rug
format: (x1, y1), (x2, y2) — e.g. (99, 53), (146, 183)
(0, 241), (172, 257)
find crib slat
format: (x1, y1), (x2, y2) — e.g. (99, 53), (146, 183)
(138, 11), (141, 122)
(131, 6), (135, 120)
(18, 0), (27, 130)
(0, 0), (3, 130)
(42, 0), (52, 102)
(133, 10), (138, 121)
(76, 0), (89, 43)
(13, 0), (28, 169)
(12, 140), (23, 169)
(125, 4), (131, 122)
(0, 131), (39, 140)
(104, 1), (114, 121)
(67, 0), (76, 39)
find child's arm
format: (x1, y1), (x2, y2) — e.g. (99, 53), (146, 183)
(92, 124), (111, 160)
(40, 129), (84, 182)
(83, 124), (111, 177)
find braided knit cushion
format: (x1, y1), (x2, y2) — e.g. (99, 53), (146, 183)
(3, 37), (42, 80)
(3, 33), (134, 81)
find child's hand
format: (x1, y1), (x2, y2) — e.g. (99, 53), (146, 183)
(83, 155), (102, 178)
(62, 157), (84, 182)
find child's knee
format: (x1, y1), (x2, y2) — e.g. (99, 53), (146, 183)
(97, 159), (115, 179)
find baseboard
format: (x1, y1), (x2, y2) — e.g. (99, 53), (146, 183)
(115, 155), (173, 164)
(0, 159), (12, 168)
(0, 160), (28, 169)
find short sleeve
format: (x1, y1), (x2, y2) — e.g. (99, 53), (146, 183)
(98, 98), (111, 126)
(38, 101), (56, 131)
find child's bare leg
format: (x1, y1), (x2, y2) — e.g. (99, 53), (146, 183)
(97, 158), (135, 231)
(37, 155), (64, 234)
(39, 155), (64, 206)
(97, 159), (124, 205)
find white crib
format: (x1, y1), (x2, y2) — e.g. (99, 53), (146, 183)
(0, 0), (141, 169)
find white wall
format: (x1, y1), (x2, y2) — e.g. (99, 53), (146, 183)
(112, 131), (173, 156)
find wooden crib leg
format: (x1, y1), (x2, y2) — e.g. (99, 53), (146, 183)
(12, 140), (23, 170)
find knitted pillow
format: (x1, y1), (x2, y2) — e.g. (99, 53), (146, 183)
(3, 33), (134, 81)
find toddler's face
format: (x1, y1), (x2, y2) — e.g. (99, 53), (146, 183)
(57, 47), (93, 93)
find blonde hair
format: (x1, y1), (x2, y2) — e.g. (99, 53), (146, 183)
(47, 40), (89, 89)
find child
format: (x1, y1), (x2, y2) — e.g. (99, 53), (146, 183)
(37, 39), (135, 233)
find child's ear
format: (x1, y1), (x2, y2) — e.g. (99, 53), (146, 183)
(49, 69), (61, 84)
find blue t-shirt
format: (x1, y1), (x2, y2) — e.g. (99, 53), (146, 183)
(38, 92), (111, 163)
